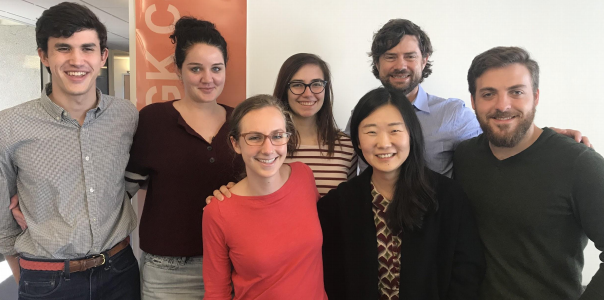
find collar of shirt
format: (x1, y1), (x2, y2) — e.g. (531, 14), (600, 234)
(40, 83), (106, 122)
(412, 85), (431, 114)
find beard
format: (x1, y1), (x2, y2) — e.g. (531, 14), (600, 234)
(380, 69), (422, 96)
(478, 106), (536, 148)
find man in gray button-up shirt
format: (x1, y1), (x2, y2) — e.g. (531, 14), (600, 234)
(0, 3), (139, 299)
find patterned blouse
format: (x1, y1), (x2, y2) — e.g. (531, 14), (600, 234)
(371, 183), (401, 300)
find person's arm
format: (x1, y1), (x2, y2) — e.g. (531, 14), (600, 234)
(452, 101), (482, 150)
(318, 187), (346, 299)
(347, 151), (358, 179)
(343, 111), (362, 177)
(549, 127), (593, 148)
(124, 112), (150, 199)
(446, 186), (486, 300)
(204, 182), (236, 207)
(124, 171), (148, 198)
(6, 255), (20, 283)
(202, 203), (233, 299)
(0, 142), (22, 280)
(337, 131), (358, 180)
(573, 150), (604, 299)
(9, 194), (26, 230)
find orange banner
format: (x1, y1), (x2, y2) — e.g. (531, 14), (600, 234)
(135, 0), (246, 109)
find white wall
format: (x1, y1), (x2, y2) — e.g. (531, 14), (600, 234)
(248, 0), (603, 285)
(0, 23), (40, 111)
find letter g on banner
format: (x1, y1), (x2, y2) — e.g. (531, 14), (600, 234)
(145, 4), (180, 34)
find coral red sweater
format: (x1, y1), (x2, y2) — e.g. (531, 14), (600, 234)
(202, 162), (328, 300)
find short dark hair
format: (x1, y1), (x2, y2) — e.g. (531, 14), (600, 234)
(170, 17), (228, 70)
(229, 94), (298, 156)
(350, 87), (437, 233)
(370, 19), (433, 81)
(273, 53), (341, 157)
(467, 46), (539, 98)
(36, 2), (108, 56)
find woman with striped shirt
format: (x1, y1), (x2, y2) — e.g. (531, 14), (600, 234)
(273, 53), (357, 195)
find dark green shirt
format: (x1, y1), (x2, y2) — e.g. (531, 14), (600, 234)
(454, 128), (604, 300)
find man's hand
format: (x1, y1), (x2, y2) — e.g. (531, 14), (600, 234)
(204, 182), (235, 207)
(9, 194), (27, 230)
(550, 127), (593, 148)
(6, 255), (20, 283)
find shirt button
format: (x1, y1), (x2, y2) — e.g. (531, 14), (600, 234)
(209, 157), (215, 163)
(207, 146), (212, 151)
(56, 117), (60, 121)
(85, 156), (90, 161)
(90, 188), (94, 193)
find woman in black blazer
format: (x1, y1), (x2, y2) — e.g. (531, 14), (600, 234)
(318, 87), (485, 300)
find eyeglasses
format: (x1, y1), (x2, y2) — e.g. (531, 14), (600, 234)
(287, 80), (328, 95)
(239, 132), (292, 146)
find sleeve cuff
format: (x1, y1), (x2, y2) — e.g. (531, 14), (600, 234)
(0, 234), (19, 256)
(2, 249), (18, 256)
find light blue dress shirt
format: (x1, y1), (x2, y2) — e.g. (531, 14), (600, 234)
(345, 85), (482, 177)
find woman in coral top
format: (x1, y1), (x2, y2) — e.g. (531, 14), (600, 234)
(202, 94), (328, 300)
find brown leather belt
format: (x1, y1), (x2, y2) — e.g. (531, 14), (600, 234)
(19, 237), (130, 273)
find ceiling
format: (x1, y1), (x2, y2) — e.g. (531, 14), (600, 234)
(0, 0), (129, 51)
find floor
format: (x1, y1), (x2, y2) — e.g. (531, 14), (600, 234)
(0, 275), (17, 300)
(0, 254), (17, 300)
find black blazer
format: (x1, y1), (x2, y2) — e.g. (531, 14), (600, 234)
(318, 167), (485, 300)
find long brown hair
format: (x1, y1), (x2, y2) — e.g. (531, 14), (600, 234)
(273, 53), (341, 157)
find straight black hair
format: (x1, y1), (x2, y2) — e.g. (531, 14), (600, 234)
(351, 87), (437, 232)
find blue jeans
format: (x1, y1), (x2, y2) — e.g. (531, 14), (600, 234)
(140, 252), (204, 300)
(18, 245), (140, 300)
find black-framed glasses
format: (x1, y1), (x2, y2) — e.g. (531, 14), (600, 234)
(287, 80), (328, 95)
(240, 132), (292, 146)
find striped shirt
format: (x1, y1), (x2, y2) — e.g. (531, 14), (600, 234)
(285, 135), (357, 196)
(0, 84), (138, 259)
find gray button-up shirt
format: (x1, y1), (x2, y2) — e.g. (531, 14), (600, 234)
(0, 84), (138, 259)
